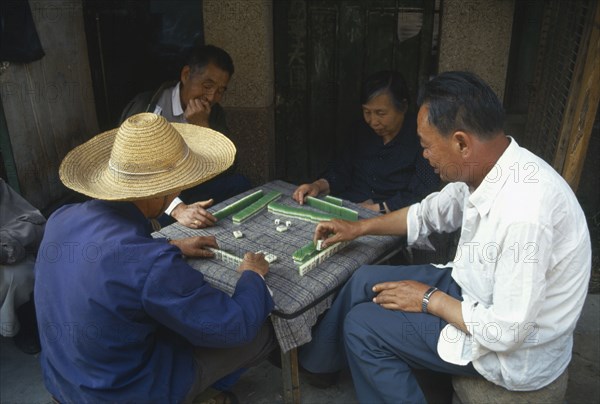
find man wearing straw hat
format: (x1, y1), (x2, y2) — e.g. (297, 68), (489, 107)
(34, 113), (275, 403)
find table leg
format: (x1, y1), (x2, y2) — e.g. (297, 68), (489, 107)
(281, 347), (301, 404)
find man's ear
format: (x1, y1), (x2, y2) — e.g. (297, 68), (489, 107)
(453, 131), (471, 158)
(181, 65), (191, 85)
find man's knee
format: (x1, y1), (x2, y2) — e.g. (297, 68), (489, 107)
(343, 303), (380, 350)
(348, 265), (378, 290)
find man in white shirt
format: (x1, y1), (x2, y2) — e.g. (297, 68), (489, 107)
(299, 71), (591, 402)
(120, 44), (251, 229)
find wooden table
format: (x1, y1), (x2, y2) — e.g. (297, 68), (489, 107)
(154, 180), (403, 403)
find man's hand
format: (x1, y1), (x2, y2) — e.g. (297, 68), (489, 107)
(169, 236), (218, 258)
(372, 280), (430, 312)
(171, 200), (217, 229)
(238, 252), (269, 277)
(313, 219), (363, 249)
(292, 179), (329, 205)
(372, 280), (469, 334)
(184, 97), (211, 127)
(292, 183), (320, 205)
(359, 199), (380, 212)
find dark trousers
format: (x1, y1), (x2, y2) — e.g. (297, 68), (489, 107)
(299, 264), (478, 403)
(184, 322), (276, 402)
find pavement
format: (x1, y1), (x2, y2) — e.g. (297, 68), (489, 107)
(1, 294), (598, 404)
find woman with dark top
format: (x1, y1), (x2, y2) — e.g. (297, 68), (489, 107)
(293, 71), (439, 213)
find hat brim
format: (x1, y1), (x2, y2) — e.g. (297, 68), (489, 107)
(59, 124), (236, 201)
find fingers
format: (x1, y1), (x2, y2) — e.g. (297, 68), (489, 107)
(195, 248), (215, 258)
(372, 282), (399, 292)
(184, 206), (217, 228)
(197, 235), (218, 249)
(188, 97), (209, 111)
(184, 98), (211, 127)
(313, 221), (341, 247)
(243, 252), (265, 260)
(292, 186), (307, 204)
(196, 199), (214, 208)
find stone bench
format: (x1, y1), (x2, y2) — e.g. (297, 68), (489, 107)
(452, 369), (568, 404)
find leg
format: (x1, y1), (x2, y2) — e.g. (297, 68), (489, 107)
(343, 268), (478, 403)
(0, 257), (35, 337)
(184, 322), (276, 402)
(299, 264), (448, 373)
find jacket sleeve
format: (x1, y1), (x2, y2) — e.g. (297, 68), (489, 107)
(142, 248), (274, 348)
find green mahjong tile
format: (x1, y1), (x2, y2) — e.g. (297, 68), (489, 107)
(233, 191), (282, 223)
(213, 190), (264, 219)
(323, 195), (343, 206)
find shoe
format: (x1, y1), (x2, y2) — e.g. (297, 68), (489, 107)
(267, 347), (340, 389)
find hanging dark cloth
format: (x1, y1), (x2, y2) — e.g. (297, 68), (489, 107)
(0, 0), (45, 62)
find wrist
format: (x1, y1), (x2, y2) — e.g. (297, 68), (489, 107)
(313, 179), (329, 193)
(165, 198), (184, 216)
(421, 287), (439, 313)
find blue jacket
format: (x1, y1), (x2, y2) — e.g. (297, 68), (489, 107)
(34, 200), (273, 402)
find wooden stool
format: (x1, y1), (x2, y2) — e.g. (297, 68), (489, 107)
(452, 369), (568, 404)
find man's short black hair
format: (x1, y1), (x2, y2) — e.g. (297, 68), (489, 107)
(417, 71), (504, 139)
(360, 71), (410, 112)
(187, 44), (234, 76)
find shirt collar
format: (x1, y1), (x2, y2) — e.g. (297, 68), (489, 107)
(171, 82), (184, 117)
(468, 136), (520, 216)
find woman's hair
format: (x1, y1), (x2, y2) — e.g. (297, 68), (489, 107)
(417, 71), (504, 139)
(360, 71), (410, 111)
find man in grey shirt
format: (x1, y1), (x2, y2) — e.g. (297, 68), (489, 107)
(121, 44), (250, 229)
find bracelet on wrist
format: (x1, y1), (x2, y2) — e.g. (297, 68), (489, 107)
(421, 287), (439, 313)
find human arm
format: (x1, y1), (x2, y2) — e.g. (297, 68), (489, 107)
(358, 199), (386, 213)
(143, 247), (273, 348)
(292, 179), (330, 205)
(169, 199), (217, 229)
(168, 235), (218, 257)
(314, 206), (410, 248)
(372, 280), (469, 333)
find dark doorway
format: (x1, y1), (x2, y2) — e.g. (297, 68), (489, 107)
(273, 0), (440, 184)
(82, 0), (204, 130)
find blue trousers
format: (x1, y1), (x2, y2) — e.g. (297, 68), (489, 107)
(299, 264), (478, 403)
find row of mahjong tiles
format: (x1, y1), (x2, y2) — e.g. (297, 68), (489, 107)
(209, 189), (359, 275)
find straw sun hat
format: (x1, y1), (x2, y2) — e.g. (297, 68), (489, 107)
(59, 113), (236, 201)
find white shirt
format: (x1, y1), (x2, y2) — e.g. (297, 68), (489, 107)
(407, 138), (591, 390)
